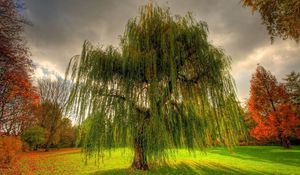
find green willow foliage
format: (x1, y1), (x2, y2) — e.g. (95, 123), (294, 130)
(66, 4), (245, 164)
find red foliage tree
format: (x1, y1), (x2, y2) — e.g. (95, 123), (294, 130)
(248, 65), (300, 148)
(0, 0), (39, 135)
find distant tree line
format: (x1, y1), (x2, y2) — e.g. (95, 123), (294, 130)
(22, 78), (77, 151)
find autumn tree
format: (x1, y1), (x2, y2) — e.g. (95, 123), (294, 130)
(0, 0), (30, 87)
(0, 0), (39, 135)
(56, 118), (76, 148)
(242, 0), (300, 42)
(248, 65), (300, 148)
(37, 78), (70, 151)
(66, 4), (245, 170)
(0, 71), (40, 135)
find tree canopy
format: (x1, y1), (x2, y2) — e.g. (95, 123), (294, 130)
(242, 0), (300, 42)
(66, 3), (245, 170)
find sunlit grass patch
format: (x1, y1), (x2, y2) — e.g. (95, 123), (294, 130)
(12, 146), (300, 175)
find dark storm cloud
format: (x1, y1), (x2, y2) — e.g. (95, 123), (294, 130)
(160, 0), (270, 60)
(25, 0), (144, 75)
(24, 0), (300, 100)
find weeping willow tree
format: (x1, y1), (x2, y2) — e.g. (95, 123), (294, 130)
(66, 4), (245, 170)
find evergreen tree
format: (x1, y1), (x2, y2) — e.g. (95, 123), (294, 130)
(284, 71), (300, 113)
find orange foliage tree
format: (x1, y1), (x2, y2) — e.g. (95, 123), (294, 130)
(248, 65), (300, 148)
(0, 0), (39, 135)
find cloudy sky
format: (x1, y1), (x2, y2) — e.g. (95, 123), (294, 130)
(24, 0), (300, 102)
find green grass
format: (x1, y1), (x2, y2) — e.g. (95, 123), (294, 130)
(17, 146), (300, 175)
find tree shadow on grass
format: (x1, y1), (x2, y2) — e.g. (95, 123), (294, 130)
(91, 162), (271, 175)
(210, 146), (300, 167)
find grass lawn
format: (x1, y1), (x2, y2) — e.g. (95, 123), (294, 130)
(9, 146), (300, 175)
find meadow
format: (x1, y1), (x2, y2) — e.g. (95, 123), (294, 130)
(8, 146), (300, 175)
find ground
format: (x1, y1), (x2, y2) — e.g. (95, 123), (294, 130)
(2, 146), (300, 175)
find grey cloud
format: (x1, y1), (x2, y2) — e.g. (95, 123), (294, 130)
(160, 0), (270, 60)
(232, 41), (300, 100)
(24, 0), (300, 100)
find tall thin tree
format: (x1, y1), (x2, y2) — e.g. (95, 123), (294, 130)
(0, 0), (39, 135)
(37, 78), (69, 151)
(284, 72), (300, 113)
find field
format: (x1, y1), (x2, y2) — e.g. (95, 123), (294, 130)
(5, 146), (300, 175)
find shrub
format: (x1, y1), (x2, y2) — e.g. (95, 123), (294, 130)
(0, 136), (22, 167)
(22, 142), (30, 152)
(21, 126), (46, 151)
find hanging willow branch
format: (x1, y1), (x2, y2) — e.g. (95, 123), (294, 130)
(66, 3), (245, 167)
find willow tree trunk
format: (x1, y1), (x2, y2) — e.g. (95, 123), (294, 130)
(131, 137), (149, 170)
